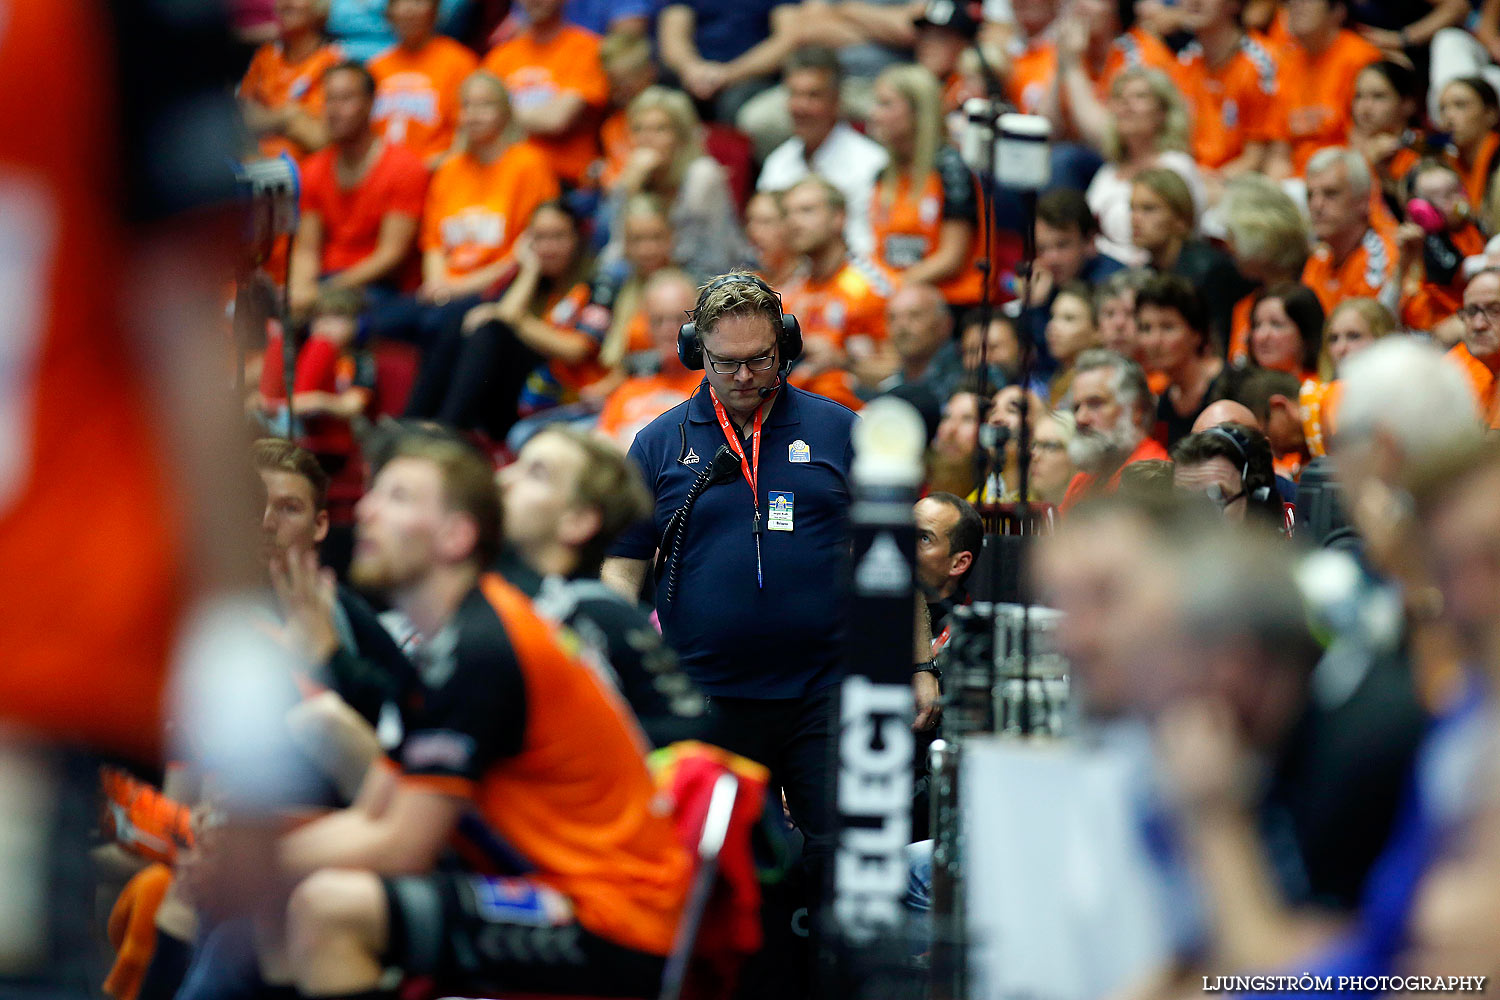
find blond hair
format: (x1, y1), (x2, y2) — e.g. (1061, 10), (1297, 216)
(875, 64), (944, 210)
(627, 86), (704, 193)
(1222, 175), (1310, 278)
(600, 195), (676, 367)
(1320, 297), (1397, 377)
(1102, 67), (1190, 162)
(1133, 167), (1196, 231)
(691, 271), (783, 341)
(455, 71), (519, 154)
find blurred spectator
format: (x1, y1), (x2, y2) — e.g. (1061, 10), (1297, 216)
(1027, 408), (1079, 505)
(756, 47), (889, 256)
(1136, 273), (1227, 448)
(1174, 0), (1277, 192)
(1294, 297), (1396, 460)
(1093, 267), (1153, 375)
(1398, 159), (1485, 341)
(482, 0), (609, 188)
(1221, 175), (1312, 365)
(1043, 280), (1100, 407)
(1247, 282), (1327, 383)
(1432, 17), (1500, 123)
(1348, 61), (1423, 210)
(1263, 0), (1381, 179)
(915, 0), (983, 114)
(596, 271), (703, 448)
(746, 190), (798, 287)
(929, 387), (988, 498)
(1449, 267), (1500, 427)
(601, 86), (752, 280)
(1016, 188), (1125, 373)
(594, 31), (657, 190)
(868, 64), (985, 305)
(875, 282), (966, 404)
(960, 309), (1032, 393)
(327, 0), (473, 62)
(1170, 421), (1285, 527)
(656, 0), (800, 125)
(1300, 147), (1400, 316)
(778, 175), (891, 408)
(369, 0), (479, 164)
(257, 287), (377, 494)
(368, 72), (560, 347)
(1059, 348), (1167, 510)
(1130, 167), (1250, 343)
(289, 61), (427, 321)
(238, 0), (339, 161)
(279, 436), (690, 999)
(406, 200), (597, 436)
(596, 194), (680, 368)
(1233, 367), (1312, 481)
(496, 426), (707, 747)
(1436, 77), (1500, 207)
(1084, 67), (1203, 267)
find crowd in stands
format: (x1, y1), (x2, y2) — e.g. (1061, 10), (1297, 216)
(61, 0), (1500, 997)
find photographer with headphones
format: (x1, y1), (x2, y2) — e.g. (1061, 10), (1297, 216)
(603, 272), (937, 958)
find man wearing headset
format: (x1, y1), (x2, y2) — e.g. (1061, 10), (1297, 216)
(1171, 422), (1287, 530)
(603, 272), (939, 943)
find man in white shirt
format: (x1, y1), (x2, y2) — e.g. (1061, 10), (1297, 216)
(756, 46), (888, 256)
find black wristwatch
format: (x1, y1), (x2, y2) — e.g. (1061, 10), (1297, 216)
(914, 661), (941, 681)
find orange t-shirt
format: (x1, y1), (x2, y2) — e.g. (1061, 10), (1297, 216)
(1175, 34), (1277, 169)
(401, 574), (690, 956)
(370, 36), (479, 162)
(482, 25), (608, 186)
(1301, 377), (1341, 458)
(596, 109), (631, 189)
(299, 140), (429, 276)
(1300, 228), (1397, 316)
(1, 0), (188, 760)
(780, 258), (891, 409)
(239, 39), (345, 161)
(1401, 223), (1487, 332)
(597, 370), (703, 447)
(1444, 132), (1500, 209)
(870, 147), (985, 305)
(1007, 28), (1177, 117)
(1227, 291), (1256, 367)
(1059, 435), (1170, 513)
(420, 142), (559, 278)
(1447, 340), (1500, 428)
(1268, 29), (1381, 176)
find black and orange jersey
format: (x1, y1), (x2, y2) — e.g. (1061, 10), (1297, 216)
(0, 0), (241, 760)
(395, 575), (690, 956)
(870, 145), (984, 305)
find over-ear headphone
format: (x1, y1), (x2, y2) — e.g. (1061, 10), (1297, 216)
(678, 273), (802, 371)
(1202, 424), (1272, 504)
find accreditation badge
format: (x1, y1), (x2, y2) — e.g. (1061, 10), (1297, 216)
(767, 491), (794, 531)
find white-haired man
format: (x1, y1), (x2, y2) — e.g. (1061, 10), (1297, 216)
(1301, 147), (1399, 316)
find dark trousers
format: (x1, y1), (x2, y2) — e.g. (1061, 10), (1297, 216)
(404, 318), (542, 438)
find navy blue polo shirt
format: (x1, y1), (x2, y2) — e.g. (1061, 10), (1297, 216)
(611, 383), (856, 699)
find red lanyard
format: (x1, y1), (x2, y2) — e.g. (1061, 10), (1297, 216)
(709, 388), (772, 588)
(709, 389), (766, 511)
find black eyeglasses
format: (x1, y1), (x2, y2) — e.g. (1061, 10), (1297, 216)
(1459, 302), (1500, 324)
(705, 349), (778, 374)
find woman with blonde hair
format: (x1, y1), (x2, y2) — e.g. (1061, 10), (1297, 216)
(1303, 297), (1397, 456)
(602, 85), (751, 280)
(1220, 175), (1312, 364)
(868, 63), (986, 306)
(1085, 66), (1204, 266)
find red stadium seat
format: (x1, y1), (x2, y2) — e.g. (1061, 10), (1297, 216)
(371, 338), (421, 417)
(702, 123), (754, 215)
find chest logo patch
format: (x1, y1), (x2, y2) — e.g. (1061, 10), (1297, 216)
(789, 439), (811, 463)
(682, 447), (700, 465)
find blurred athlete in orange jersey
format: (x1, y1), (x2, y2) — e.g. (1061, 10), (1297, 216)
(0, 0), (305, 987)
